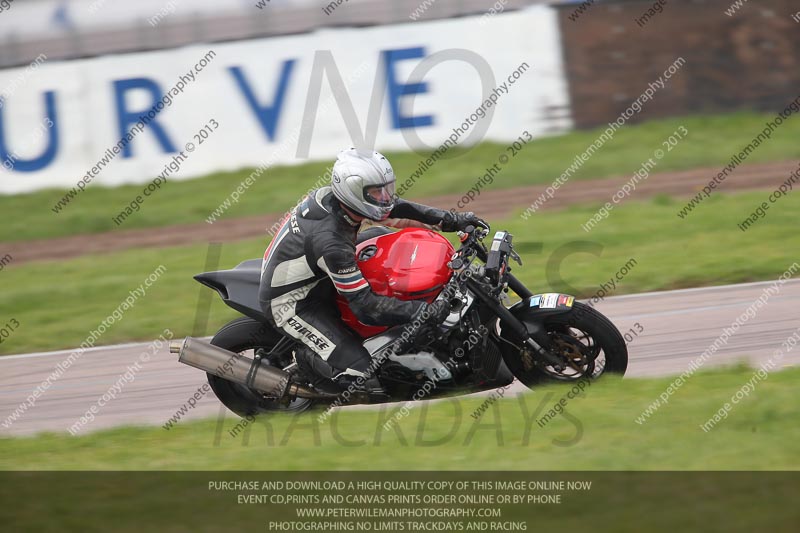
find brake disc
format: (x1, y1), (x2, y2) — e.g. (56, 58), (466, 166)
(549, 333), (594, 378)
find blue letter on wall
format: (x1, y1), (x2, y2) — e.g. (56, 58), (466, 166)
(229, 60), (295, 141)
(113, 78), (177, 157)
(0, 91), (59, 172)
(382, 47), (433, 130)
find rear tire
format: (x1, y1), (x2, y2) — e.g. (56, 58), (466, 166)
(206, 317), (313, 417)
(500, 302), (628, 388)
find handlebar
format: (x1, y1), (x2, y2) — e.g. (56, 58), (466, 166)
(455, 225), (489, 260)
(449, 224), (532, 300)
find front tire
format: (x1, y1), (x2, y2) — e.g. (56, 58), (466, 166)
(499, 302), (628, 387)
(206, 317), (313, 417)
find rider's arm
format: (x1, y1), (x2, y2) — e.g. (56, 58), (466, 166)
(390, 199), (488, 232)
(366, 218), (434, 230)
(313, 232), (425, 326)
(387, 198), (450, 228)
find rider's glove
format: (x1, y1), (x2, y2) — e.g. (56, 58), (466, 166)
(409, 296), (451, 330)
(441, 211), (490, 233)
(424, 295), (452, 325)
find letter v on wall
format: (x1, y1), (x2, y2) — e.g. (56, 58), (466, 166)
(229, 60), (295, 141)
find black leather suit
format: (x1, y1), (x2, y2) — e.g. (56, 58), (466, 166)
(259, 186), (452, 375)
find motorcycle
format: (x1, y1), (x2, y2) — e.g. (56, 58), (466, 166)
(170, 225), (628, 416)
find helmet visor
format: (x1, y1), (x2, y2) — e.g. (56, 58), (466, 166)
(363, 181), (396, 208)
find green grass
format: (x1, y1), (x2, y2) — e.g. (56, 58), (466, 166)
(3, 110), (800, 242)
(1, 365), (798, 470)
(0, 189), (796, 355)
(3, 367), (797, 531)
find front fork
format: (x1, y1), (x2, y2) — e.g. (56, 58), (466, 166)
(465, 278), (566, 371)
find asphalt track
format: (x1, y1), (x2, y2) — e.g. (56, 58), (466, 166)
(1, 280), (798, 437)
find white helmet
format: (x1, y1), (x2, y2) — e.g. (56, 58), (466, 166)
(331, 148), (396, 221)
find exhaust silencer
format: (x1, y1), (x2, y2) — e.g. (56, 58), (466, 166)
(171, 337), (333, 400)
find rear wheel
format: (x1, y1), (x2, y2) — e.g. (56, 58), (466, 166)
(499, 302), (627, 387)
(206, 317), (313, 417)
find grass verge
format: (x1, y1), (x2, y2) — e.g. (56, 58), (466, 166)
(2, 111), (799, 242)
(1, 365), (797, 470)
(0, 190), (797, 355)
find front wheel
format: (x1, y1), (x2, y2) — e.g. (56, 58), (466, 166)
(206, 317), (313, 417)
(498, 302), (628, 387)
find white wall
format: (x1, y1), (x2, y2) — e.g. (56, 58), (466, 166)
(0, 6), (570, 194)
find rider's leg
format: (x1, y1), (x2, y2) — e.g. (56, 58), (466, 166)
(264, 280), (379, 391)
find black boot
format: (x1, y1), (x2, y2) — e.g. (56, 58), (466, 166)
(335, 373), (390, 403)
(293, 346), (340, 395)
(364, 375), (391, 403)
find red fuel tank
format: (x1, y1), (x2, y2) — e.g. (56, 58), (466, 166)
(336, 228), (455, 338)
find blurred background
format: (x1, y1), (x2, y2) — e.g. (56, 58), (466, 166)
(1, 0), (799, 474)
(2, 0), (798, 192)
